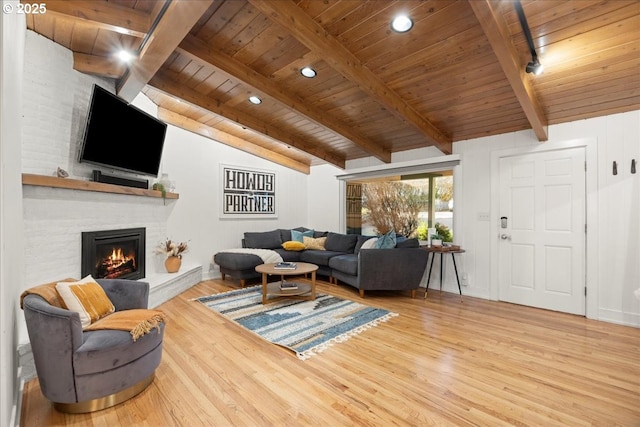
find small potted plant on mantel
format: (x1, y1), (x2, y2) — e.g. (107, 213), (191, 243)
(156, 239), (188, 273)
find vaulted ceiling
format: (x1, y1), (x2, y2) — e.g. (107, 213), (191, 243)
(25, 0), (640, 174)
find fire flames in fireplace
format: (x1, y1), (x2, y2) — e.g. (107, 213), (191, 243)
(82, 228), (145, 280)
(96, 246), (137, 279)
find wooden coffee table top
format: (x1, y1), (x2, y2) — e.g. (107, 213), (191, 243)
(255, 262), (318, 275)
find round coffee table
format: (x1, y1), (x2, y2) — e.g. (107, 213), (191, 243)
(255, 262), (318, 304)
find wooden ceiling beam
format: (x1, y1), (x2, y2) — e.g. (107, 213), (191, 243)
(158, 108), (311, 174)
(177, 35), (392, 164)
(117, 0), (214, 102)
(43, 0), (150, 38)
(149, 71), (346, 169)
(247, 0), (452, 155)
(468, 0), (548, 141)
(73, 52), (126, 79)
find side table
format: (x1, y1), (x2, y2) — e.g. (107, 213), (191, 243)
(423, 246), (465, 300)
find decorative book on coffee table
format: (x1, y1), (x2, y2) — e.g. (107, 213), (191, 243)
(279, 282), (298, 290)
(274, 262), (297, 270)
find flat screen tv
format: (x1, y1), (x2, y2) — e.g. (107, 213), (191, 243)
(79, 84), (167, 177)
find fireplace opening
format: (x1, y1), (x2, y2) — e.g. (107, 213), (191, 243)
(82, 228), (145, 280)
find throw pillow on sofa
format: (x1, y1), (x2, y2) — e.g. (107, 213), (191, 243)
(291, 229), (314, 243)
(374, 230), (396, 249)
(244, 230), (282, 249)
(359, 237), (378, 250)
(282, 240), (306, 251)
(303, 236), (326, 250)
(325, 232), (358, 253)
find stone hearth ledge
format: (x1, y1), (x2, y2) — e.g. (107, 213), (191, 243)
(145, 262), (202, 308)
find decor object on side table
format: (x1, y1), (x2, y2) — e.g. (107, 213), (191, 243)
(156, 239), (188, 273)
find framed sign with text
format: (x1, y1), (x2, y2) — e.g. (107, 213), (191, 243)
(220, 164), (277, 218)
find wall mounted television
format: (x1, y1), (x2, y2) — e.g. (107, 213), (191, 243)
(79, 84), (167, 177)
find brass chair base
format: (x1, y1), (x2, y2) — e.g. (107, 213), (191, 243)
(53, 373), (155, 413)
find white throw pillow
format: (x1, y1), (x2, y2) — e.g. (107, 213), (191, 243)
(360, 237), (378, 250)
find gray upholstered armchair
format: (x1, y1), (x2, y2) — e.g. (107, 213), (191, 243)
(21, 278), (165, 413)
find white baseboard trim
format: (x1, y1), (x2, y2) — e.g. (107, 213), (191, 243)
(597, 308), (640, 327)
(10, 368), (24, 427)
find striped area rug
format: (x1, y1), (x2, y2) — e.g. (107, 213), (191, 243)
(196, 286), (398, 360)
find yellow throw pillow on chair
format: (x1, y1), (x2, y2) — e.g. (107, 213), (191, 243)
(56, 275), (115, 328)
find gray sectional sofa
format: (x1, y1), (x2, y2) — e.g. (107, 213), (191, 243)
(213, 227), (429, 298)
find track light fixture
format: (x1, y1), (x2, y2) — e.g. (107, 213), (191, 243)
(515, 1), (543, 76)
(526, 57), (544, 75)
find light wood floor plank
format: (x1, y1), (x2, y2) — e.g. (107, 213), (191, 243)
(21, 278), (640, 426)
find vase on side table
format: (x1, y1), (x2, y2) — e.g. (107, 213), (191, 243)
(165, 256), (181, 273)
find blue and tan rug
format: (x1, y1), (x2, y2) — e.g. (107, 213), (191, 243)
(196, 286), (398, 360)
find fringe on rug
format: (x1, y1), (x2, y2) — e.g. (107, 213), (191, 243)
(296, 312), (399, 360)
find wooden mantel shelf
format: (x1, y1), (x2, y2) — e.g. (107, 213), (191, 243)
(22, 174), (179, 199)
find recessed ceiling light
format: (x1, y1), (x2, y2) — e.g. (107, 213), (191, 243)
(391, 15), (413, 33)
(300, 67), (317, 78)
(248, 95), (262, 105)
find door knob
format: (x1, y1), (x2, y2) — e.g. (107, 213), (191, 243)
(500, 234), (511, 240)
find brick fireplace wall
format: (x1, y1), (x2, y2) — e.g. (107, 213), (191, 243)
(22, 186), (170, 288)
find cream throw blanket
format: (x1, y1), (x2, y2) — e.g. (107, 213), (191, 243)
(216, 248), (283, 264)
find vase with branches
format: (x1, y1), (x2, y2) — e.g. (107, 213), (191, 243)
(156, 239), (188, 273)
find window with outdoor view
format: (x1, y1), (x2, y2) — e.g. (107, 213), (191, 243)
(345, 172), (453, 243)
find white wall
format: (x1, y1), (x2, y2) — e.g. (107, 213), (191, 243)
(306, 163), (343, 231)
(1, 3), (25, 426)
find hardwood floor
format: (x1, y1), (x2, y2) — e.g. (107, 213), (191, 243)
(21, 278), (640, 426)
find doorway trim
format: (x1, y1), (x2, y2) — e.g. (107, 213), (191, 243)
(490, 138), (598, 319)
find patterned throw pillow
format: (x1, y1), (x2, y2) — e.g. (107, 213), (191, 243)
(303, 236), (327, 250)
(56, 275), (115, 328)
(282, 240), (306, 251)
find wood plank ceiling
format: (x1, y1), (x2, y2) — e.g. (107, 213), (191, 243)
(25, 0), (640, 174)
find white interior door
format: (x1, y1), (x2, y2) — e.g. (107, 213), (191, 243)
(498, 148), (586, 315)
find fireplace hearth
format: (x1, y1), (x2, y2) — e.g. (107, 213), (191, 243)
(82, 228), (145, 280)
